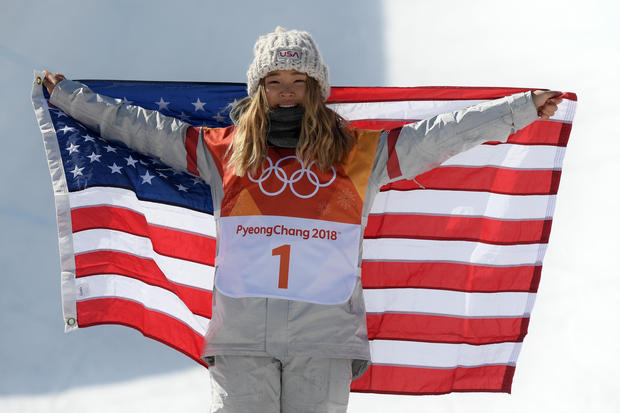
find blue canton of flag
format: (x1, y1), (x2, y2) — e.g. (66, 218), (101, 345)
(44, 80), (249, 214)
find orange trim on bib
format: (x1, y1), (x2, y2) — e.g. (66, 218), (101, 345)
(220, 129), (381, 225)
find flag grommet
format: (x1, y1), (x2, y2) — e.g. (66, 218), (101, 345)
(66, 317), (76, 327)
(36, 77), (42, 85)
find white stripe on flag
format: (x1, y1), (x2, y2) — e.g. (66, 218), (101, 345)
(75, 274), (210, 335)
(364, 288), (536, 317)
(442, 144), (565, 170)
(371, 189), (555, 220)
(329, 98), (575, 123)
(362, 238), (546, 266)
(549, 99), (576, 123)
(69, 187), (216, 237)
(73, 229), (214, 290)
(329, 99), (487, 121)
(369, 340), (522, 368)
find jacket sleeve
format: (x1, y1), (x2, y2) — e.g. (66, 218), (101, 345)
(49, 79), (218, 184)
(372, 91), (539, 187)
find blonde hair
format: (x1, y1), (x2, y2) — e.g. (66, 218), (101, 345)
(227, 77), (354, 176)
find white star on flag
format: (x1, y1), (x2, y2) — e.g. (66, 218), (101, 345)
(155, 97), (170, 111)
(87, 152), (101, 163)
(178, 111), (191, 121)
(191, 177), (202, 185)
(157, 171), (168, 179)
(82, 134), (96, 142)
(69, 165), (84, 177)
(125, 155), (138, 167)
(140, 171), (155, 184)
(58, 125), (76, 135)
(121, 97), (133, 105)
(176, 184), (188, 192)
(192, 98), (206, 112)
(108, 163), (122, 174)
(66, 143), (80, 154)
(104, 145), (117, 152)
(214, 112), (226, 123)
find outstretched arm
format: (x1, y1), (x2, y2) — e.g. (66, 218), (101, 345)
(374, 90), (562, 186)
(41, 71), (215, 181)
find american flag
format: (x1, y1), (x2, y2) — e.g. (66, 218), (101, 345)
(32, 72), (576, 395)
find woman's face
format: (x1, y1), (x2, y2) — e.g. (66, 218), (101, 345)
(263, 70), (307, 109)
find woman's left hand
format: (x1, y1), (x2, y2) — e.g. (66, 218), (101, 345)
(532, 90), (563, 120)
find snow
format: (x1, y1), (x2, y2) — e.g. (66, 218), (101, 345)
(1, 369), (210, 413)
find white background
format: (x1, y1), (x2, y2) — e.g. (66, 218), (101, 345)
(1, 0), (618, 411)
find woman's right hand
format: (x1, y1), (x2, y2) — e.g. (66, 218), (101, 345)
(41, 70), (66, 95)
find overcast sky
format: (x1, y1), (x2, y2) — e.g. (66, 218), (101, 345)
(1, 0), (619, 411)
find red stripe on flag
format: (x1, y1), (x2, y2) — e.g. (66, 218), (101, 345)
(328, 86), (536, 103)
(75, 251), (212, 318)
(328, 86), (577, 104)
(71, 206), (215, 266)
(185, 126), (200, 176)
(383, 167), (562, 195)
(506, 121), (570, 146)
(386, 127), (403, 179)
(361, 261), (541, 292)
(365, 214), (551, 245)
(351, 364), (516, 394)
(76, 298), (207, 367)
(350, 120), (417, 130)
(558, 122), (572, 147)
(366, 313), (529, 345)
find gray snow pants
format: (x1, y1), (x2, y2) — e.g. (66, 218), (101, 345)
(209, 355), (353, 412)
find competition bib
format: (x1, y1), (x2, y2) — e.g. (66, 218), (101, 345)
(203, 128), (383, 304)
(215, 215), (361, 304)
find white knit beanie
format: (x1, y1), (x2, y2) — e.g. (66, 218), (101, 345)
(246, 27), (330, 101)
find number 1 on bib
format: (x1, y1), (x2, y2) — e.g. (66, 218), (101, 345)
(272, 244), (291, 289)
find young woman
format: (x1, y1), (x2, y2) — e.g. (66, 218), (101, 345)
(42, 27), (561, 413)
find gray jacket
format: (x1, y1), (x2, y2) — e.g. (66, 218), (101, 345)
(50, 80), (538, 379)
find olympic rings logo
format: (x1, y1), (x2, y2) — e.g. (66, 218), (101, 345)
(248, 155), (337, 199)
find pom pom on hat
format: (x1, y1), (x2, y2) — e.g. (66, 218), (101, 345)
(246, 27), (330, 101)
